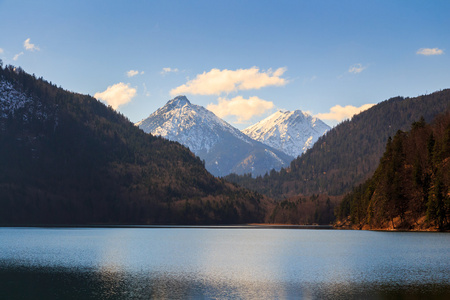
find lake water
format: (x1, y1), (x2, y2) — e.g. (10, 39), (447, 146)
(0, 227), (449, 299)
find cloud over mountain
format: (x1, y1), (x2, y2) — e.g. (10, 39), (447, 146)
(207, 96), (274, 123)
(13, 52), (24, 61)
(170, 67), (287, 96)
(94, 82), (136, 109)
(315, 103), (375, 122)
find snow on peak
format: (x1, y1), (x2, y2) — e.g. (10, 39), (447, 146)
(167, 95), (190, 106)
(136, 96), (252, 153)
(136, 96), (293, 177)
(242, 109), (330, 158)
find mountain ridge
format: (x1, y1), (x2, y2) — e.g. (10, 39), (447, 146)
(136, 96), (294, 177)
(242, 109), (330, 158)
(226, 90), (450, 198)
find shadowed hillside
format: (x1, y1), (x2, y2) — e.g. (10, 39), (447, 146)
(336, 112), (450, 230)
(0, 63), (269, 225)
(226, 90), (450, 199)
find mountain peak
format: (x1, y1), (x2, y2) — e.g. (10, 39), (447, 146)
(242, 109), (330, 157)
(167, 95), (190, 106)
(136, 97), (292, 176)
(275, 109), (309, 118)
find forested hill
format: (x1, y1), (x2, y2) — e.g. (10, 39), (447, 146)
(0, 63), (268, 225)
(336, 112), (450, 231)
(226, 89), (450, 198)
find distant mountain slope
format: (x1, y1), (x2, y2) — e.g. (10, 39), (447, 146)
(242, 110), (330, 158)
(0, 64), (269, 225)
(136, 96), (293, 177)
(226, 90), (450, 198)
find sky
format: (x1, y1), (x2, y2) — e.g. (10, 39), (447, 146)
(1, 0), (449, 128)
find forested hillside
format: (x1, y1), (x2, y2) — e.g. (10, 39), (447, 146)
(226, 90), (450, 199)
(336, 113), (450, 230)
(0, 63), (268, 225)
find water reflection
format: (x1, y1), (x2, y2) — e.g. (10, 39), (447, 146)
(2, 266), (450, 299)
(1, 228), (450, 299)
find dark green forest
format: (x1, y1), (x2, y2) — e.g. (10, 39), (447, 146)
(226, 91), (450, 199)
(336, 113), (450, 230)
(1, 62), (449, 228)
(0, 63), (269, 225)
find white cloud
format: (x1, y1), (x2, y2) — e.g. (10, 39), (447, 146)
(0, 48), (4, 54)
(207, 96), (274, 123)
(348, 63), (366, 74)
(13, 52), (24, 61)
(127, 70), (139, 77)
(170, 67), (287, 96)
(126, 70), (138, 77)
(126, 70), (144, 77)
(315, 103), (375, 122)
(161, 67), (179, 75)
(24, 38), (39, 51)
(416, 48), (444, 56)
(94, 82), (137, 110)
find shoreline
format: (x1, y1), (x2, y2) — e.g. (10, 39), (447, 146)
(0, 224), (334, 230)
(1, 224), (447, 232)
(334, 224), (449, 232)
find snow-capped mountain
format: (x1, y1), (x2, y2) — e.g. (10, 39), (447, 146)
(242, 110), (330, 158)
(136, 96), (293, 177)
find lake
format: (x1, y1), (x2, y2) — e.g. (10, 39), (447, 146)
(0, 227), (449, 299)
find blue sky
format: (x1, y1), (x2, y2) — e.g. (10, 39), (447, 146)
(1, 0), (449, 128)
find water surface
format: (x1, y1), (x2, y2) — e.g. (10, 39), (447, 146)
(1, 227), (449, 299)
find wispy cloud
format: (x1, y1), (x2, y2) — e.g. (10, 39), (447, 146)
(24, 38), (40, 51)
(13, 52), (24, 61)
(416, 48), (444, 56)
(207, 96), (274, 123)
(315, 103), (375, 122)
(161, 67), (179, 75)
(302, 75), (317, 85)
(0, 48), (4, 54)
(94, 83), (137, 110)
(142, 83), (151, 97)
(170, 67), (288, 96)
(348, 63), (366, 74)
(126, 70), (144, 77)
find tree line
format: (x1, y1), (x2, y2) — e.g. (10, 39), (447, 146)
(336, 113), (450, 230)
